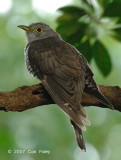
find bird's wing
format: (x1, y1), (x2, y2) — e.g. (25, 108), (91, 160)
(75, 48), (113, 109)
(26, 38), (90, 130)
(84, 59), (113, 109)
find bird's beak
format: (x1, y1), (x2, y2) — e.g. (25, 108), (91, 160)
(17, 25), (32, 32)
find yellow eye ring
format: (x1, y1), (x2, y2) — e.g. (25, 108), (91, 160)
(36, 27), (42, 33)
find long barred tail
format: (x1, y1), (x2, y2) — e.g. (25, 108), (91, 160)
(71, 120), (86, 151)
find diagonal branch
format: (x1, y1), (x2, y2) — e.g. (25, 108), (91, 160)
(0, 84), (121, 112)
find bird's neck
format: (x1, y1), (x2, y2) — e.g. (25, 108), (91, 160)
(26, 32), (62, 44)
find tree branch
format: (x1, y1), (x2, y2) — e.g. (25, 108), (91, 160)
(0, 84), (121, 112)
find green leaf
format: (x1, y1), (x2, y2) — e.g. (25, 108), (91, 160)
(65, 24), (87, 43)
(56, 21), (81, 40)
(56, 13), (75, 24)
(58, 5), (85, 17)
(97, 0), (112, 8)
(76, 40), (93, 63)
(56, 6), (86, 26)
(104, 1), (121, 17)
(93, 41), (112, 76)
(113, 28), (121, 41)
(56, 6), (87, 42)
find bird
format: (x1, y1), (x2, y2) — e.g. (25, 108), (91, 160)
(18, 22), (113, 151)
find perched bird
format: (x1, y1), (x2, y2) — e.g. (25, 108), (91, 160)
(18, 22), (113, 151)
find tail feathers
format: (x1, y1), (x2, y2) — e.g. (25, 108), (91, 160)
(78, 114), (91, 126)
(71, 120), (86, 152)
(42, 77), (89, 131)
(85, 89), (114, 109)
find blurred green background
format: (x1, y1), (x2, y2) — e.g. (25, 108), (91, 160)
(0, 0), (121, 160)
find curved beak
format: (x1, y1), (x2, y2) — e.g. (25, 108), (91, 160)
(17, 25), (32, 32)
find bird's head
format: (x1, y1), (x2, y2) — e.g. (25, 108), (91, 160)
(18, 22), (61, 43)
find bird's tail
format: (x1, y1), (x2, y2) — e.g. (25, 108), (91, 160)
(85, 88), (114, 109)
(71, 120), (86, 152)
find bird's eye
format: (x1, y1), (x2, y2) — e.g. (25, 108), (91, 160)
(36, 27), (42, 33)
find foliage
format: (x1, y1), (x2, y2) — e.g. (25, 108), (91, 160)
(56, 0), (121, 76)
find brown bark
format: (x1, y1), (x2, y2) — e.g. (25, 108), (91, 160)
(0, 84), (120, 112)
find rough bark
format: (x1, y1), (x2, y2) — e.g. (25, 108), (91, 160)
(0, 84), (120, 112)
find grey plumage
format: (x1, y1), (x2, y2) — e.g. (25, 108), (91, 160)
(18, 22), (113, 151)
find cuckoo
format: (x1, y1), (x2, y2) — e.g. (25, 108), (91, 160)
(18, 22), (113, 151)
